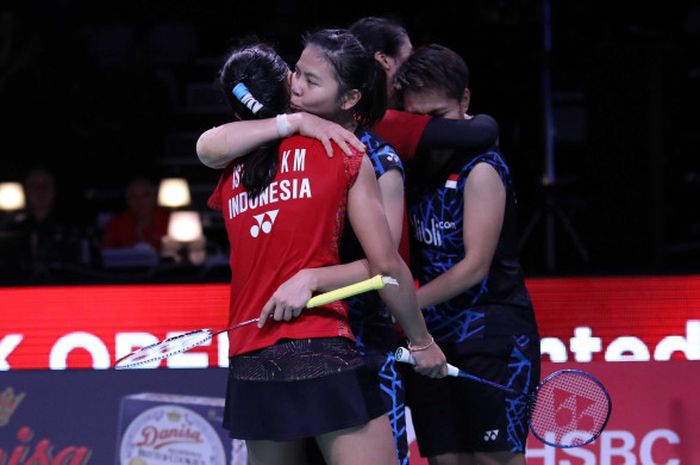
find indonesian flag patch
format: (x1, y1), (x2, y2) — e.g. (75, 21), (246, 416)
(445, 174), (459, 189)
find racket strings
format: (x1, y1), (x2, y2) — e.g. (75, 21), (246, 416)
(115, 329), (214, 369)
(529, 371), (610, 447)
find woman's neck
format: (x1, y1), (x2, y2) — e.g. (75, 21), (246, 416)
(332, 111), (358, 132)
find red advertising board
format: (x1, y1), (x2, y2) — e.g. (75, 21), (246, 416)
(524, 360), (698, 465)
(1, 275), (698, 370)
(1, 276), (699, 464)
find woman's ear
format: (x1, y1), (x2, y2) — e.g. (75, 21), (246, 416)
(341, 89), (362, 111)
(461, 88), (471, 114)
(374, 51), (392, 72)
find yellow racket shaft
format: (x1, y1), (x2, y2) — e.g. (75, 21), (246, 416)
(306, 274), (396, 308)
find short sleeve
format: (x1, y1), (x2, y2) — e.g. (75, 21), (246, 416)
(343, 147), (364, 188)
(371, 143), (403, 179)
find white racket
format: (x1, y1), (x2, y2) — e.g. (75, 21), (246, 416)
(114, 275), (397, 369)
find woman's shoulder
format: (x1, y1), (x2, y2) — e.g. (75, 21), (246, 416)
(355, 126), (402, 176)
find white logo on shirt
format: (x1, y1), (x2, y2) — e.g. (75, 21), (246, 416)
(250, 209), (279, 237)
(483, 429), (499, 441)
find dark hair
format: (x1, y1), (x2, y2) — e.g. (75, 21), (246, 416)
(217, 43), (290, 198)
(302, 28), (386, 127)
(394, 44), (470, 102)
(349, 16), (409, 58)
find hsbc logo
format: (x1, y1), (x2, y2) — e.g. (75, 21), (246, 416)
(250, 210), (279, 238)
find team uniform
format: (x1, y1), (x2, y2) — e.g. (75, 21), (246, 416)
(208, 135), (385, 441)
(339, 126), (409, 465)
(405, 150), (541, 456)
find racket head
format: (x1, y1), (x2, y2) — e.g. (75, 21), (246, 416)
(114, 328), (215, 369)
(528, 369), (612, 448)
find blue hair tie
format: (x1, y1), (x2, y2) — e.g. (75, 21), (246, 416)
(232, 82), (264, 114)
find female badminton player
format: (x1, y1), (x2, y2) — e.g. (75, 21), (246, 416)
(201, 37), (446, 465)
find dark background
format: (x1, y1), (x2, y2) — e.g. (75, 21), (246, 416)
(1, 0), (699, 277)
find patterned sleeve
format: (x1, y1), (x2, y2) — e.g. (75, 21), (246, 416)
(343, 148), (364, 188)
(369, 143), (403, 180)
(358, 127), (404, 180)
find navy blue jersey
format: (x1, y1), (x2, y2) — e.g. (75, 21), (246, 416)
(339, 126), (404, 353)
(408, 151), (538, 343)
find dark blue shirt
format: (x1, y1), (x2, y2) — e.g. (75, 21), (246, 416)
(408, 151), (538, 343)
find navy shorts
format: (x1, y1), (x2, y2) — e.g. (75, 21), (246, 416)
(223, 337), (387, 441)
(404, 335), (540, 456)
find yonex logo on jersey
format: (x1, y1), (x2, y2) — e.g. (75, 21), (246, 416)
(250, 209), (279, 237)
(483, 429), (499, 441)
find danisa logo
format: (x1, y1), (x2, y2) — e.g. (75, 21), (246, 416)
(0, 426), (92, 465)
(120, 405), (226, 465)
(250, 209), (279, 238)
(0, 387), (25, 427)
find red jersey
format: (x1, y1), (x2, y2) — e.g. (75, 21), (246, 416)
(373, 110), (430, 161)
(209, 136), (363, 357)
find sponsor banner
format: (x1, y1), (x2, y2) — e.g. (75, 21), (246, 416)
(1, 275), (699, 370)
(117, 394), (229, 465)
(0, 361), (697, 463)
(0, 284), (229, 370)
(526, 276), (700, 363)
(0, 368), (229, 464)
(407, 360), (699, 465)
(525, 360), (698, 465)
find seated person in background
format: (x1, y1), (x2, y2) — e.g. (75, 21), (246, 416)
(101, 177), (170, 251)
(1, 167), (82, 277)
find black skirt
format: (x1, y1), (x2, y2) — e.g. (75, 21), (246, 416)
(223, 337), (387, 441)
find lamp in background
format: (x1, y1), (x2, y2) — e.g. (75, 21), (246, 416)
(0, 182), (26, 211)
(167, 211), (203, 243)
(162, 210), (206, 265)
(158, 178), (191, 208)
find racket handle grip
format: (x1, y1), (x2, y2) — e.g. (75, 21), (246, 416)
(307, 274), (387, 308)
(395, 346), (460, 377)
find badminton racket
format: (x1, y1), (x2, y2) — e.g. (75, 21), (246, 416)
(396, 347), (611, 448)
(113, 275), (397, 369)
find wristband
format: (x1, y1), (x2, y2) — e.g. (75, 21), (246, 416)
(275, 114), (293, 138)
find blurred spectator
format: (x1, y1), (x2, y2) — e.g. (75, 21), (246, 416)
(101, 177), (170, 251)
(0, 168), (82, 277)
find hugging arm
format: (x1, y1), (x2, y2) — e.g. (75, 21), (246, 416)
(196, 112), (366, 169)
(416, 114), (500, 154)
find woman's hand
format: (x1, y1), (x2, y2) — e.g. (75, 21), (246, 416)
(258, 269), (317, 327)
(410, 342), (448, 379)
(292, 112), (366, 157)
